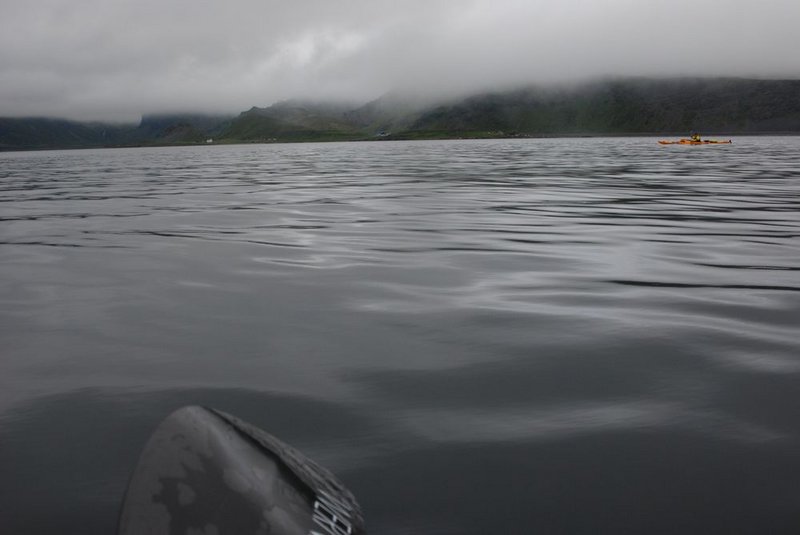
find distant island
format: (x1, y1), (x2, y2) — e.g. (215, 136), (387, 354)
(2, 77), (800, 151)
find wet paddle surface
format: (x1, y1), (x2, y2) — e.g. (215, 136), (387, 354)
(1, 137), (799, 533)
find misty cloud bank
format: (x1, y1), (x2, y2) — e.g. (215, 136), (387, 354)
(2, 0), (799, 121)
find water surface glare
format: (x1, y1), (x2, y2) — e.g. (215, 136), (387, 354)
(1, 138), (799, 534)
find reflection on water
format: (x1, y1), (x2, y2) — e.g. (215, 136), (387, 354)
(1, 138), (799, 533)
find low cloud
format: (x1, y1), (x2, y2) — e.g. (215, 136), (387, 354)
(1, 0), (798, 121)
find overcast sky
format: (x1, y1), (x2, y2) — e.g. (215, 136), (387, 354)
(2, 0), (799, 122)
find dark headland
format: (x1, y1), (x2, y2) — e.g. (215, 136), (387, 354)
(2, 77), (800, 151)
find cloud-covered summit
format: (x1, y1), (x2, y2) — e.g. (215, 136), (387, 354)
(2, 0), (798, 121)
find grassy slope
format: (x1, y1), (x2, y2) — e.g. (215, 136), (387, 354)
(408, 78), (800, 136)
(220, 102), (366, 142)
(2, 78), (800, 150)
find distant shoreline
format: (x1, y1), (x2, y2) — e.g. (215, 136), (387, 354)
(4, 77), (800, 151)
(5, 132), (800, 153)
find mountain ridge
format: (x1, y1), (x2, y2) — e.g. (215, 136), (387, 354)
(2, 77), (800, 150)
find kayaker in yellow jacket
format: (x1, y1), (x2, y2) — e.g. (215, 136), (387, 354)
(690, 133), (701, 142)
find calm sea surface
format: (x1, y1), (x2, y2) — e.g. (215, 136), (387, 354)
(1, 138), (799, 533)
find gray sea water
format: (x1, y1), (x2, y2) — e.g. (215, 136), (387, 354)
(1, 137), (799, 534)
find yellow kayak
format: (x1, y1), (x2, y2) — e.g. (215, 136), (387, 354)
(658, 139), (732, 145)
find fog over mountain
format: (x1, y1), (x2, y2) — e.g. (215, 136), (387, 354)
(2, 0), (799, 121)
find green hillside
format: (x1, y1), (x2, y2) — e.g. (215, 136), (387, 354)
(136, 114), (232, 143)
(0, 118), (131, 150)
(407, 78), (800, 136)
(2, 78), (800, 150)
(0, 114), (232, 151)
(220, 101), (364, 142)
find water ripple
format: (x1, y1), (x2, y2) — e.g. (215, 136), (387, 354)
(1, 138), (799, 533)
